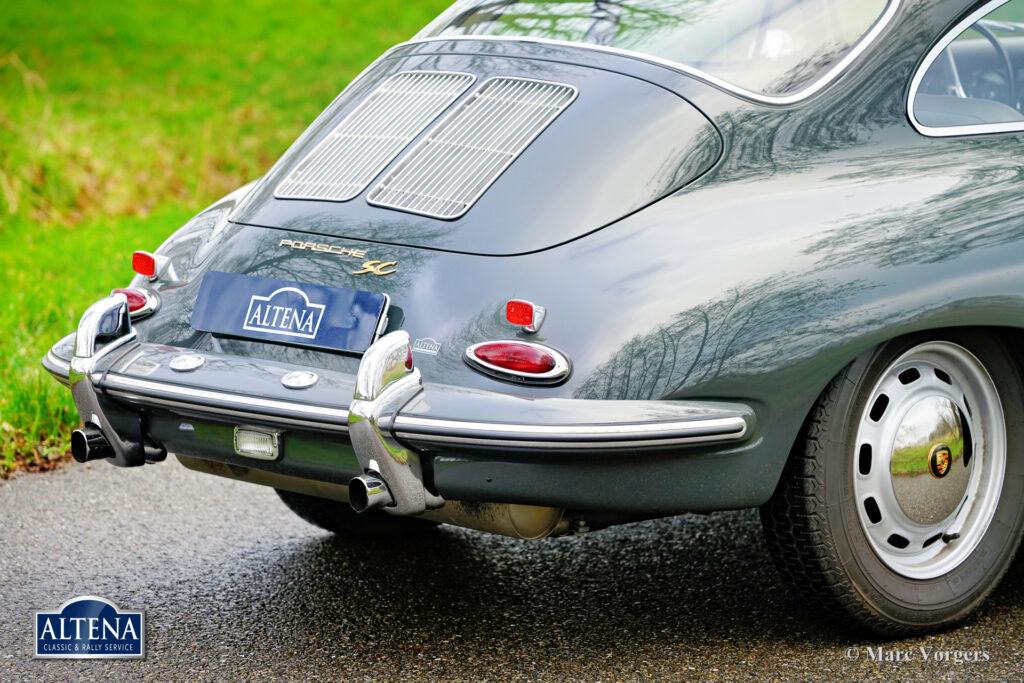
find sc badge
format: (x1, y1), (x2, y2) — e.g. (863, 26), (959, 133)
(352, 260), (398, 276)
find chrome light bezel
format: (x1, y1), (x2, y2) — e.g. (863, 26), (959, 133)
(464, 340), (571, 386)
(112, 287), (160, 321)
(233, 426), (281, 461)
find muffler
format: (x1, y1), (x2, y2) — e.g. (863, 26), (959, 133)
(348, 473), (394, 513)
(179, 455), (570, 540)
(71, 425), (114, 463)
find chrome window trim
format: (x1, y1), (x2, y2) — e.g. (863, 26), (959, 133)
(908, 0), (1020, 137)
(402, 0), (901, 107)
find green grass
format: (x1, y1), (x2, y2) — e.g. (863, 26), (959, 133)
(0, 0), (449, 473)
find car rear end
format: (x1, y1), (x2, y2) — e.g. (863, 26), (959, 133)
(43, 40), (762, 536)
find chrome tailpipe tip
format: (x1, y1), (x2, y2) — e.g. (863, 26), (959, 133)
(348, 474), (394, 513)
(70, 426), (114, 463)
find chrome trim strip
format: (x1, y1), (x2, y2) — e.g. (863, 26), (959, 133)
(907, 0), (1018, 137)
(101, 374), (351, 432)
(42, 349), (72, 388)
(393, 414), (748, 448)
(372, 293), (392, 344)
(397, 434), (738, 449)
(401, 0), (901, 107)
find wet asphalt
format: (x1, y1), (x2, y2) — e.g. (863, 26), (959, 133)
(1, 459), (1022, 682)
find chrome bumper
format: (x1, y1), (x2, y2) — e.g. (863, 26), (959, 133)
(45, 295), (755, 512)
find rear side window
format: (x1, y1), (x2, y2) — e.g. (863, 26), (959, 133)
(910, 0), (1024, 136)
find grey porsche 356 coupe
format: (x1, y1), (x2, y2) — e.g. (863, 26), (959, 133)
(43, 0), (1024, 634)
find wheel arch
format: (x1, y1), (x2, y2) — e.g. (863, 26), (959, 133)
(773, 323), (1024, 496)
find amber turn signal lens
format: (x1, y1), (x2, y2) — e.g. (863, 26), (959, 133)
(472, 342), (557, 375)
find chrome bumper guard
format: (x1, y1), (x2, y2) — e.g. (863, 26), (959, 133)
(67, 294), (162, 467)
(348, 331), (444, 516)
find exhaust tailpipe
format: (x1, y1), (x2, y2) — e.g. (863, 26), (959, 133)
(348, 473), (394, 513)
(71, 426), (114, 463)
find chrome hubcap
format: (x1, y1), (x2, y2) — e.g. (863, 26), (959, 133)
(853, 342), (1005, 579)
(890, 396), (969, 525)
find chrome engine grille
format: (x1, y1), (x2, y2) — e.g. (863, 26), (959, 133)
(275, 71), (476, 202)
(367, 77), (578, 219)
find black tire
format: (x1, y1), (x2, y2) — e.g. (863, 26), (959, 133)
(275, 488), (437, 538)
(761, 330), (1024, 636)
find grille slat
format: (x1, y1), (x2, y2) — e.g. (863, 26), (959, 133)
(275, 71), (476, 202)
(368, 77), (577, 219)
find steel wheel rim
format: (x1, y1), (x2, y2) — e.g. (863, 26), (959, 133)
(853, 341), (1005, 580)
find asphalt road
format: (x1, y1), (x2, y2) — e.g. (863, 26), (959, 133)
(1, 459), (1022, 682)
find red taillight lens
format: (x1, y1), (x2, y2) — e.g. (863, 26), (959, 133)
(111, 288), (149, 313)
(472, 342), (557, 375)
(406, 345), (414, 370)
(132, 251), (156, 278)
(506, 300), (534, 326)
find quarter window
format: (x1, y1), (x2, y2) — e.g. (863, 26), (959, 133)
(910, 0), (1024, 136)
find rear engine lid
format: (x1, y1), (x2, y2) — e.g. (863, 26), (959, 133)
(231, 51), (722, 256)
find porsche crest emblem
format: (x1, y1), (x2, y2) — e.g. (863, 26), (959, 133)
(928, 443), (952, 479)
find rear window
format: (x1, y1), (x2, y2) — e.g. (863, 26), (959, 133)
(418, 0), (893, 98)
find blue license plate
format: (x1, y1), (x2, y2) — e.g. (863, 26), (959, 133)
(190, 271), (389, 353)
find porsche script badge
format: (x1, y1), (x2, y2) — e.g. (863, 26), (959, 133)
(278, 239), (397, 275)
